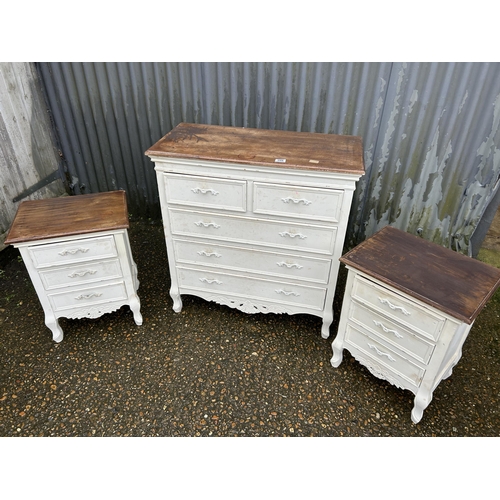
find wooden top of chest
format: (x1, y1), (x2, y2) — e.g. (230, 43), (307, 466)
(145, 122), (365, 175)
(5, 191), (129, 245)
(341, 226), (500, 324)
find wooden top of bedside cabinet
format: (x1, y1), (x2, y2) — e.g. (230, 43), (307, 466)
(145, 122), (365, 175)
(340, 226), (500, 324)
(5, 191), (129, 245)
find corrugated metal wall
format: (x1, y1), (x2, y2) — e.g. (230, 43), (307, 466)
(36, 62), (500, 256)
(0, 62), (66, 250)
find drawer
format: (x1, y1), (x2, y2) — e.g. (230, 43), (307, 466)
(29, 235), (118, 268)
(177, 267), (327, 310)
(48, 281), (128, 312)
(169, 209), (338, 255)
(162, 173), (246, 212)
(345, 323), (425, 389)
(38, 259), (123, 290)
(351, 275), (444, 341)
(173, 239), (332, 284)
(253, 182), (343, 222)
(348, 301), (435, 364)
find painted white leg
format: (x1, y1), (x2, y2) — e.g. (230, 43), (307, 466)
(330, 338), (344, 368)
(130, 294), (143, 325)
(411, 389), (433, 424)
(321, 309), (333, 339)
(45, 314), (64, 343)
(170, 286), (182, 313)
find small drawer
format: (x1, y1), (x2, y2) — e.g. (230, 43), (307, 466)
(162, 173), (246, 212)
(253, 182), (343, 222)
(345, 323), (425, 389)
(38, 259), (123, 290)
(348, 301), (435, 364)
(48, 281), (128, 312)
(173, 239), (332, 284)
(169, 209), (338, 255)
(351, 275), (444, 341)
(29, 235), (118, 268)
(177, 267), (327, 310)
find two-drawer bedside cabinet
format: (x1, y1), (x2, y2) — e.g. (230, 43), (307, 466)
(5, 191), (143, 342)
(146, 123), (365, 338)
(331, 226), (500, 423)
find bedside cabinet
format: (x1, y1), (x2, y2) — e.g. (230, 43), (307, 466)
(146, 123), (364, 338)
(5, 191), (142, 342)
(331, 226), (500, 423)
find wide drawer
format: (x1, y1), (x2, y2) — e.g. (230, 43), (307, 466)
(351, 274), (444, 341)
(48, 281), (128, 312)
(173, 239), (332, 284)
(177, 267), (327, 310)
(348, 301), (435, 364)
(29, 235), (118, 268)
(162, 173), (246, 212)
(169, 209), (338, 255)
(38, 259), (123, 290)
(253, 182), (343, 222)
(345, 323), (425, 389)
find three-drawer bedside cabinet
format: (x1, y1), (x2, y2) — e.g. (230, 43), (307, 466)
(146, 123), (365, 338)
(331, 225), (500, 423)
(5, 191), (143, 342)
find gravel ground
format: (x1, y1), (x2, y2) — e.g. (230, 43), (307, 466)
(1, 217), (500, 438)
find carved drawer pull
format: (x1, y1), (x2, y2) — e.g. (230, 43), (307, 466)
(275, 289), (300, 296)
(373, 320), (404, 338)
(68, 269), (98, 278)
(368, 343), (396, 362)
(75, 292), (103, 300)
(281, 197), (312, 205)
(378, 297), (410, 316)
(279, 231), (307, 239)
(59, 247), (89, 256)
(197, 250), (222, 258)
(199, 277), (222, 285)
(194, 221), (221, 229)
(276, 262), (303, 269)
(191, 188), (219, 196)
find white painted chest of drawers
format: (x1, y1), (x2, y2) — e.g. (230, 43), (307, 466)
(5, 191), (143, 342)
(331, 226), (500, 423)
(146, 123), (364, 338)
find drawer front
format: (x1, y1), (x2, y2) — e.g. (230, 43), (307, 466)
(38, 259), (123, 290)
(29, 235), (118, 268)
(253, 182), (343, 222)
(169, 209), (338, 255)
(162, 173), (246, 212)
(351, 275), (444, 341)
(349, 301), (435, 364)
(173, 239), (332, 284)
(48, 281), (128, 312)
(345, 323), (425, 389)
(177, 267), (327, 310)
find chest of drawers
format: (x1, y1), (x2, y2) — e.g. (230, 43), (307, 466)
(146, 123), (364, 338)
(331, 226), (500, 423)
(5, 191), (143, 342)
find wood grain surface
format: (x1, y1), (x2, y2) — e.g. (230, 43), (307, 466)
(5, 191), (129, 244)
(341, 225), (500, 324)
(145, 122), (365, 174)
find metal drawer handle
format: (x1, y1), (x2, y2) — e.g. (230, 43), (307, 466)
(75, 292), (103, 300)
(199, 277), (222, 285)
(275, 289), (300, 296)
(368, 343), (396, 362)
(373, 320), (403, 338)
(378, 297), (410, 316)
(191, 188), (219, 196)
(195, 221), (220, 229)
(277, 262), (303, 269)
(281, 197), (312, 205)
(68, 269), (98, 278)
(197, 250), (222, 258)
(279, 231), (307, 239)
(59, 247), (90, 256)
